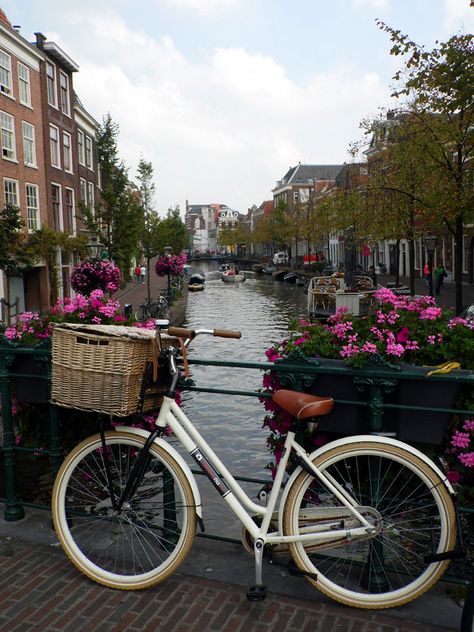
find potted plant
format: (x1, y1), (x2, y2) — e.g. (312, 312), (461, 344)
(262, 287), (474, 482)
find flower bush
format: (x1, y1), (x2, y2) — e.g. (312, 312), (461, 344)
(70, 259), (122, 295)
(261, 287), (474, 489)
(2, 290), (131, 346)
(278, 288), (474, 369)
(155, 253), (186, 277)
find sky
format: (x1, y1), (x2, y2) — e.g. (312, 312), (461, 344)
(2, 0), (473, 215)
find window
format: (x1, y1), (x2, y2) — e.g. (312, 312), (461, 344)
(0, 111), (16, 160)
(26, 183), (40, 231)
(293, 191), (299, 204)
(51, 183), (62, 230)
(87, 181), (94, 208)
(59, 71), (70, 115)
(18, 63), (31, 106)
(50, 124), (60, 168)
(0, 49), (12, 96)
(46, 62), (57, 107)
(97, 164), (102, 190)
(79, 177), (86, 202)
(3, 178), (19, 207)
(64, 187), (75, 233)
(85, 135), (93, 170)
(77, 129), (85, 165)
(63, 131), (72, 172)
(22, 121), (36, 167)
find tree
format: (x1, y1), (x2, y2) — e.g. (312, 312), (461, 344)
(136, 158), (160, 299)
(155, 206), (188, 255)
(26, 228), (85, 305)
(0, 204), (26, 271)
(82, 114), (143, 280)
(374, 24), (474, 312)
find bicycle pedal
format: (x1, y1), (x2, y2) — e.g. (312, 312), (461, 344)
(246, 584), (268, 601)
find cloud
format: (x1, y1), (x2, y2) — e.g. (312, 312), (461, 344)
(441, 0), (474, 34)
(163, 0), (239, 13)
(352, 0), (389, 9)
(50, 9), (392, 211)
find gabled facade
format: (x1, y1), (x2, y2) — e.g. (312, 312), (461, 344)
(272, 163), (343, 212)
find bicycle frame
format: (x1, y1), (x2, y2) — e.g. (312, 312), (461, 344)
(153, 395), (375, 547)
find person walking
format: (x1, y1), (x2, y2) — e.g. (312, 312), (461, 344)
(140, 264), (146, 284)
(434, 263), (447, 296)
(423, 262), (431, 289)
(134, 264), (141, 283)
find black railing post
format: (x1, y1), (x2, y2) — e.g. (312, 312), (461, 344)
(0, 350), (25, 521)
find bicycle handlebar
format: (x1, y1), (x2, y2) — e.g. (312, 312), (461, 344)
(167, 327), (241, 340)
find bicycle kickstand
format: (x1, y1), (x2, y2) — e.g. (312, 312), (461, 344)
(246, 538), (268, 602)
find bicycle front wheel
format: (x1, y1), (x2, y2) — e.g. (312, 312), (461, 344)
(283, 441), (456, 609)
(52, 431), (196, 590)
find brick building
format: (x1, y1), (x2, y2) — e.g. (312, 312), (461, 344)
(0, 9), (99, 319)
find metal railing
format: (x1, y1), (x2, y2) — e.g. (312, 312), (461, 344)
(0, 345), (472, 582)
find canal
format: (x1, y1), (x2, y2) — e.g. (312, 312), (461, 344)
(179, 261), (308, 539)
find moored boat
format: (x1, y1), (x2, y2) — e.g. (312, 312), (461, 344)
(188, 283), (205, 292)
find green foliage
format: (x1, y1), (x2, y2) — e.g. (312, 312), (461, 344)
(82, 114), (143, 280)
(0, 204), (26, 271)
(156, 206), (188, 254)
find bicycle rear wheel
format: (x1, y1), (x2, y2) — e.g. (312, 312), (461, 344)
(149, 299), (169, 319)
(134, 306), (147, 322)
(283, 441), (456, 609)
(52, 431), (196, 590)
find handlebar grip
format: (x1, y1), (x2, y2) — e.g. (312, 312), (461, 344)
(167, 327), (196, 339)
(213, 329), (241, 339)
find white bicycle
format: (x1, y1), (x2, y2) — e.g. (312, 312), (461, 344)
(52, 324), (457, 609)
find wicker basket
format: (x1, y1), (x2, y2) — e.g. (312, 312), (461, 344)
(51, 323), (175, 417)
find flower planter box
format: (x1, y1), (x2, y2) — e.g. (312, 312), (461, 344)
(300, 359), (472, 445)
(11, 355), (50, 404)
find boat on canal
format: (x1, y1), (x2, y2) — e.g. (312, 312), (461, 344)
(222, 269), (245, 283)
(188, 271), (206, 291)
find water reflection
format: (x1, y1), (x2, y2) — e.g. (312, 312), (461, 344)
(178, 261), (308, 538)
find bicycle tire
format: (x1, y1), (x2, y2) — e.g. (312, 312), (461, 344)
(461, 578), (474, 632)
(52, 431), (196, 590)
(134, 307), (147, 322)
(283, 441), (456, 609)
(149, 299), (169, 319)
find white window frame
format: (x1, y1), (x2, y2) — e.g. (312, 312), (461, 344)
(18, 62), (31, 107)
(25, 183), (40, 232)
(64, 186), (76, 234)
(59, 70), (70, 116)
(0, 49), (12, 96)
(51, 182), (63, 230)
(0, 111), (17, 161)
(46, 61), (57, 107)
(87, 181), (94, 208)
(3, 178), (19, 207)
(50, 124), (61, 168)
(85, 135), (93, 170)
(63, 131), (72, 173)
(22, 121), (36, 167)
(77, 129), (85, 166)
(97, 164), (102, 190)
(79, 177), (86, 202)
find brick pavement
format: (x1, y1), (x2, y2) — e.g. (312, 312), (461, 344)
(0, 536), (458, 632)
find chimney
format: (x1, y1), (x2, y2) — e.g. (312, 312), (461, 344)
(34, 32), (47, 50)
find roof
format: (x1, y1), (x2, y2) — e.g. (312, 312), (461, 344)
(278, 164), (343, 187)
(0, 7), (12, 28)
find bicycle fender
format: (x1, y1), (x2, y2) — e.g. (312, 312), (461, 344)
(277, 434), (455, 534)
(114, 426), (203, 519)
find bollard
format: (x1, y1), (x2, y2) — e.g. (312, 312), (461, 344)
(124, 303), (132, 319)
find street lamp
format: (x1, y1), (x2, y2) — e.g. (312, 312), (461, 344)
(164, 246), (173, 304)
(85, 234), (103, 260)
(423, 235), (438, 297)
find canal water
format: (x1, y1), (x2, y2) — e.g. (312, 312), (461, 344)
(178, 261), (308, 539)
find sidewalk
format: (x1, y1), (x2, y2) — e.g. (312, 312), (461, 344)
(0, 508), (462, 632)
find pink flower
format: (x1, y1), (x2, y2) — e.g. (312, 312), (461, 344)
(397, 327), (410, 343)
(451, 431), (470, 449)
(458, 452), (474, 468)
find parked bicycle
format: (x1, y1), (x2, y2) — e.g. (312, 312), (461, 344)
(52, 323), (458, 608)
(134, 295), (169, 321)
